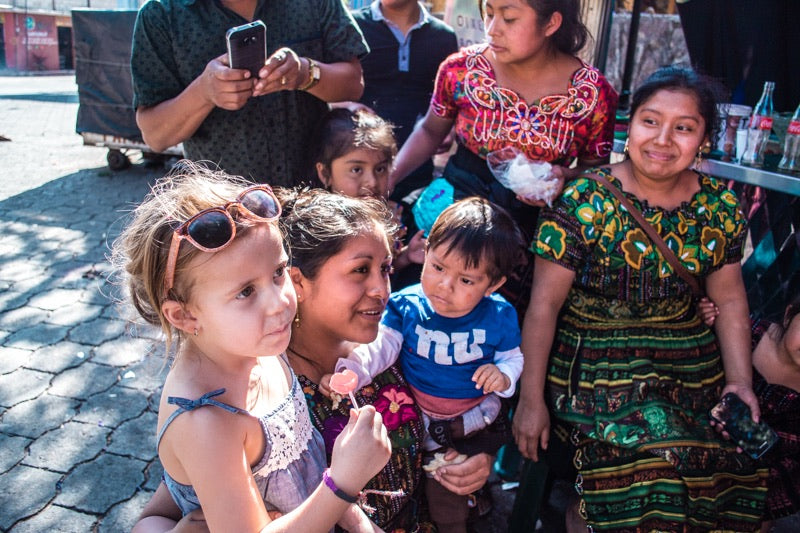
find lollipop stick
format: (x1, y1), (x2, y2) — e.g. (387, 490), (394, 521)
(348, 392), (359, 409)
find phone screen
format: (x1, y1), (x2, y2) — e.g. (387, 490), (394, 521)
(709, 393), (778, 459)
(226, 21), (267, 77)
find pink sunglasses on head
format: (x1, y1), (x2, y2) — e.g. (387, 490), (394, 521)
(163, 185), (281, 295)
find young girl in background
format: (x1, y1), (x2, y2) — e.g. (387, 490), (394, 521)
(311, 108), (425, 288)
(116, 162), (391, 533)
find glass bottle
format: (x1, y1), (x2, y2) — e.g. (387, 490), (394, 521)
(777, 102), (800, 175)
(740, 81), (775, 168)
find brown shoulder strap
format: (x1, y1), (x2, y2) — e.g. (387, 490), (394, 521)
(590, 171), (705, 297)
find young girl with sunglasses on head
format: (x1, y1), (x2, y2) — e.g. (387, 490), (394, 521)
(310, 108), (426, 289)
(115, 161), (391, 533)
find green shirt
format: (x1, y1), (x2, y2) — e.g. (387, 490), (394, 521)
(131, 0), (368, 185)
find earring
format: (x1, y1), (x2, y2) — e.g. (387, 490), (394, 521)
(293, 310), (301, 328)
(694, 148), (704, 169)
(623, 138), (629, 155)
(193, 327), (198, 336)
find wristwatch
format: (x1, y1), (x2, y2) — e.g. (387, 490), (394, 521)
(299, 57), (320, 91)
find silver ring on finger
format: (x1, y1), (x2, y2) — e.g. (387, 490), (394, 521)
(275, 51), (286, 63)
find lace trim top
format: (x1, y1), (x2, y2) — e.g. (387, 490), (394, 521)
(157, 364), (326, 515)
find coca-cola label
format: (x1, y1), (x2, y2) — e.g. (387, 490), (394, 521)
(758, 116), (774, 130)
(788, 120), (800, 135)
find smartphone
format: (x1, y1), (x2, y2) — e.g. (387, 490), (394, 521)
(709, 392), (778, 459)
(226, 20), (267, 78)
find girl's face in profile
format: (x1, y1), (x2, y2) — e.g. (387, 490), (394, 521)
(317, 147), (391, 200)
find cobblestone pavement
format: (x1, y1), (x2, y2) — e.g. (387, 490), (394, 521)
(0, 74), (174, 531)
(0, 74), (510, 532)
(1, 75), (798, 533)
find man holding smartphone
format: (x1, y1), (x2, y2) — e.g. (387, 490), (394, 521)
(131, 0), (368, 185)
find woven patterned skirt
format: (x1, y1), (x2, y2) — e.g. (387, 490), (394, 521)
(547, 291), (768, 532)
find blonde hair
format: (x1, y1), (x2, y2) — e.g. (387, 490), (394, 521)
(112, 161), (272, 349)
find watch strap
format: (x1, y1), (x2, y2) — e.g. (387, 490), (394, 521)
(298, 57), (320, 91)
(322, 468), (358, 503)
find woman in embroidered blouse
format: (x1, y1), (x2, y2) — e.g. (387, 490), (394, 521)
(389, 0), (617, 312)
(279, 188), (493, 533)
(514, 66), (769, 532)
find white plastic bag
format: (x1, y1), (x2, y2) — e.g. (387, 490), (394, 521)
(487, 147), (559, 206)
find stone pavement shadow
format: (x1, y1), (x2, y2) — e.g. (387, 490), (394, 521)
(0, 164), (173, 531)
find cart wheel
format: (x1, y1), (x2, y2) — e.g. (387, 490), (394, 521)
(141, 151), (168, 167)
(107, 149), (131, 171)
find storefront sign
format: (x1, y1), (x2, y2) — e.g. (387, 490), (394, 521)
(444, 0), (485, 48)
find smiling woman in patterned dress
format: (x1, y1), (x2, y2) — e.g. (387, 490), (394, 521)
(516, 66), (769, 532)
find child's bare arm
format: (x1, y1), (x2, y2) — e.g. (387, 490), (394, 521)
(135, 407), (392, 533)
(169, 410), (271, 532)
(132, 483), (210, 533)
(472, 364), (511, 394)
(337, 505), (385, 533)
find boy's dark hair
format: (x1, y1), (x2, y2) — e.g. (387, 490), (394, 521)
(426, 197), (524, 283)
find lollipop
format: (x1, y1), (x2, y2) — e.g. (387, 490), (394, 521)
(330, 369), (359, 408)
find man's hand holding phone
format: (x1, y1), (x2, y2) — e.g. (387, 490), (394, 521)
(197, 53), (256, 111)
(252, 47), (303, 97)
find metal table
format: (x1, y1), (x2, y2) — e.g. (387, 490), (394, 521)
(611, 138), (800, 197)
(698, 159), (800, 196)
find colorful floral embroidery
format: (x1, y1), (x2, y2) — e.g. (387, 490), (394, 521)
(621, 228), (651, 269)
(701, 226), (726, 265)
(534, 169), (747, 299)
(297, 365), (427, 531)
(536, 221), (567, 260)
(374, 384), (419, 431)
(432, 44), (617, 164)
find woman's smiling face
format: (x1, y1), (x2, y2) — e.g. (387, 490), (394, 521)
(627, 88), (707, 182)
(296, 222), (393, 345)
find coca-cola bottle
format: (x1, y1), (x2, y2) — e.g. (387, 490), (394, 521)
(740, 81), (775, 168)
(777, 102), (800, 175)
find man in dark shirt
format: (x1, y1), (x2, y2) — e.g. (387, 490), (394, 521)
(131, 0), (368, 185)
